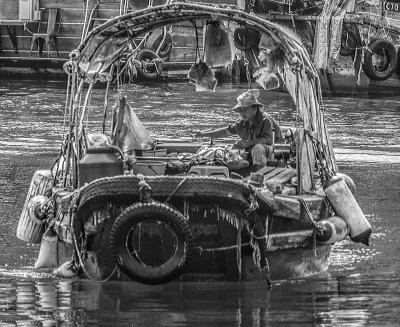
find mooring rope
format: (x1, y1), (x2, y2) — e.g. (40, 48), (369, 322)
(72, 231), (118, 283)
(297, 197), (325, 234)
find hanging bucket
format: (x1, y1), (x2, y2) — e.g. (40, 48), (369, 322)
(323, 176), (371, 245)
(17, 170), (53, 243)
(132, 160), (166, 176)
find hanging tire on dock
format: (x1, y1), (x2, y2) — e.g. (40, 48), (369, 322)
(233, 26), (261, 51)
(136, 49), (163, 79)
(145, 29), (173, 59)
(110, 202), (193, 285)
(363, 39), (397, 81)
(340, 30), (359, 57)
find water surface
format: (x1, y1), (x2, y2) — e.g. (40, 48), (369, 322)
(1, 79), (400, 326)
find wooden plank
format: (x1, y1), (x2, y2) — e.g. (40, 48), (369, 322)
(265, 169), (297, 194)
(0, 35), (81, 52)
(171, 21), (205, 29)
(267, 230), (313, 252)
(97, 9), (120, 19)
(0, 55), (66, 61)
(39, 8), (86, 23)
(263, 167), (286, 180)
(254, 166), (276, 176)
(273, 194), (329, 221)
(171, 34), (203, 48)
(39, 0), (89, 9)
(268, 168), (297, 184)
(169, 48), (198, 62)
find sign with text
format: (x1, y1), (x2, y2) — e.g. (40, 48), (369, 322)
(385, 1), (400, 12)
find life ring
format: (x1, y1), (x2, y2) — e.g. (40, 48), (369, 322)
(340, 30), (359, 57)
(233, 27), (261, 51)
(363, 39), (397, 81)
(136, 49), (163, 79)
(145, 29), (173, 58)
(109, 202), (193, 284)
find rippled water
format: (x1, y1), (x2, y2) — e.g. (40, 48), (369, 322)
(1, 79), (400, 326)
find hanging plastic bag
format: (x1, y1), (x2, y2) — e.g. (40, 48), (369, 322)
(204, 21), (234, 68)
(253, 67), (280, 90)
(111, 97), (155, 153)
(255, 34), (285, 90)
(187, 60), (218, 92)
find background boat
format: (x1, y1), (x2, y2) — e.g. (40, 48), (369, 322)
(1, 0), (400, 95)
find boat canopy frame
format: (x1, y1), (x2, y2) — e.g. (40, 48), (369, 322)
(62, 1), (337, 194)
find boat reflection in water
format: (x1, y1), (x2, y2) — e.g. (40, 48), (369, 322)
(2, 277), (375, 326)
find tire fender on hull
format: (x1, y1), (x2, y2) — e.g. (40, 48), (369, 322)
(110, 202), (193, 285)
(363, 39), (397, 81)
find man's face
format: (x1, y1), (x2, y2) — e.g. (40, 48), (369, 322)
(237, 105), (258, 122)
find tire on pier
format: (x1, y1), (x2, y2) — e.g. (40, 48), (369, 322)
(136, 49), (163, 79)
(363, 39), (397, 81)
(145, 29), (173, 59)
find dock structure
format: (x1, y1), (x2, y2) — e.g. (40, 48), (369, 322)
(0, 0), (238, 78)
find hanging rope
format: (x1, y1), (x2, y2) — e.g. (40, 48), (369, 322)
(243, 54), (252, 89)
(72, 228), (118, 282)
(192, 20), (202, 62)
(297, 197), (325, 234)
(81, 0), (90, 42)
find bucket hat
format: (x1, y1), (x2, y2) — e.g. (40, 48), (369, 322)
(233, 89), (263, 111)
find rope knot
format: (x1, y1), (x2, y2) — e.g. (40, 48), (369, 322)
(138, 174), (152, 203)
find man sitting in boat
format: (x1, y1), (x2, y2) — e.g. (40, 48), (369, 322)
(194, 89), (283, 171)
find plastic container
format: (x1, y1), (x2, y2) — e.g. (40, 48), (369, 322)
(189, 165), (229, 178)
(132, 160), (166, 176)
(78, 147), (124, 187)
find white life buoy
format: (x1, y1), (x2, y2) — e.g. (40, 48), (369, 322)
(324, 176), (371, 246)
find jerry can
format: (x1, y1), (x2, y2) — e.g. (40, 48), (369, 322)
(78, 147), (124, 187)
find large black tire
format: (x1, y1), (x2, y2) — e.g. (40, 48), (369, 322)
(248, 185), (278, 215)
(146, 29), (173, 59)
(136, 49), (163, 79)
(363, 39), (397, 81)
(110, 202), (193, 284)
(340, 30), (359, 57)
(233, 27), (261, 51)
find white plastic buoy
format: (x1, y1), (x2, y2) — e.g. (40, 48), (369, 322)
(35, 229), (59, 268)
(17, 170), (53, 243)
(316, 216), (349, 245)
(324, 176), (371, 245)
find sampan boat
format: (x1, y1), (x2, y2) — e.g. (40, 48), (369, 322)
(16, 2), (371, 285)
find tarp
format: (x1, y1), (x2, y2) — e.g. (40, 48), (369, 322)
(313, 0), (355, 69)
